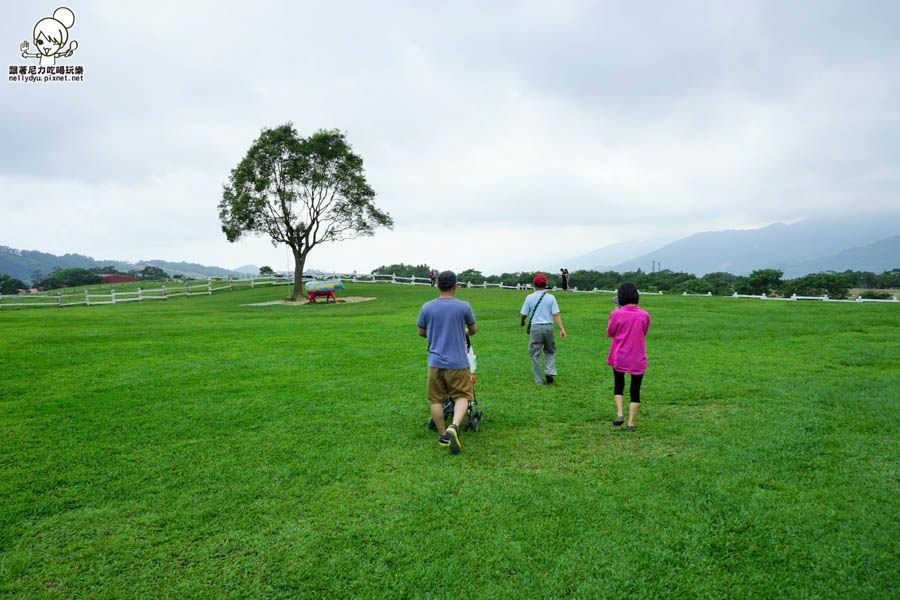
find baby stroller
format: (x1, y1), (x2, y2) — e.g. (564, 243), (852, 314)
(428, 336), (484, 432)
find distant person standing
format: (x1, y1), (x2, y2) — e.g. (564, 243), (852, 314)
(606, 282), (651, 431)
(417, 271), (477, 454)
(560, 268), (570, 292)
(520, 273), (567, 384)
(429, 269), (437, 287)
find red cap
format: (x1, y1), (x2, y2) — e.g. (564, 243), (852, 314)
(533, 273), (547, 287)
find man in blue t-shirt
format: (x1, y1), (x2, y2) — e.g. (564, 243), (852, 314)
(417, 270), (477, 454)
(520, 273), (567, 384)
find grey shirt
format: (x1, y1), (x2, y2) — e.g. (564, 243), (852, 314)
(417, 298), (476, 369)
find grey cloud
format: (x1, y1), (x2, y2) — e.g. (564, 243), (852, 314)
(2, 1), (898, 271)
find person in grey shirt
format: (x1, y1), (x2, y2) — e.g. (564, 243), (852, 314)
(520, 273), (567, 384)
(417, 271), (477, 454)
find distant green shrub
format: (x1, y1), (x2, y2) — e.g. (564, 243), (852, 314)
(859, 290), (893, 300)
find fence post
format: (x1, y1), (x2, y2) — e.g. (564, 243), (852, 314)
(85, 290), (90, 306)
(138, 287), (143, 301)
(111, 289), (116, 304)
(250, 276), (255, 289)
(208, 281), (212, 295)
(163, 285), (167, 300)
(185, 282), (189, 297)
(57, 293), (62, 307)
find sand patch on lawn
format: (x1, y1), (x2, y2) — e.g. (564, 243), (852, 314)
(243, 296), (376, 307)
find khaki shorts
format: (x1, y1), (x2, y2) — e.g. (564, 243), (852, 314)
(427, 368), (474, 405)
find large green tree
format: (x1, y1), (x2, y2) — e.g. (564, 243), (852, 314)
(782, 272), (850, 299)
(0, 274), (27, 294)
(735, 268), (784, 296)
(219, 124), (393, 300)
(372, 263), (431, 278)
(37, 268), (102, 290)
(139, 266), (168, 280)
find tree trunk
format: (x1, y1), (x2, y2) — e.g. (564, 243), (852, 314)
(292, 249), (306, 301)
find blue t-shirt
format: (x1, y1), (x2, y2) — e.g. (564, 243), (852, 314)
(417, 297), (476, 369)
(520, 291), (560, 325)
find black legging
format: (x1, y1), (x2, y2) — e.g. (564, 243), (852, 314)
(613, 369), (643, 403)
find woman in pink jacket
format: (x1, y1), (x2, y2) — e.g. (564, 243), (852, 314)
(606, 282), (651, 431)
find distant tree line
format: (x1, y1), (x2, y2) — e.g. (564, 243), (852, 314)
(371, 263), (433, 278)
(372, 265), (900, 300)
(4, 263), (898, 297)
(24, 265), (179, 291)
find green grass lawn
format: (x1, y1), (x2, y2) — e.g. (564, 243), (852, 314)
(1, 283), (898, 598)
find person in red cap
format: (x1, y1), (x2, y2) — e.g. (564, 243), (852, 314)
(519, 273), (567, 384)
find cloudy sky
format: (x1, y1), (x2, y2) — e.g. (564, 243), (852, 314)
(2, 1), (898, 274)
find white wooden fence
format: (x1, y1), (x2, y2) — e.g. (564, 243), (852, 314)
(343, 274), (897, 303)
(0, 276), (292, 309)
(1, 273), (896, 310)
(343, 273), (621, 293)
(729, 292), (898, 304)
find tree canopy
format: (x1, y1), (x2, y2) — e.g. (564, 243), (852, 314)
(416, 267), (896, 299)
(220, 124), (393, 299)
(138, 266), (168, 280)
(0, 274), (27, 294)
(36, 268), (102, 290)
(371, 263), (432, 278)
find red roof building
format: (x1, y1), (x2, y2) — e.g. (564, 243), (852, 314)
(100, 274), (138, 284)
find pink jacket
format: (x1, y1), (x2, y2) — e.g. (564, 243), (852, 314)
(606, 305), (650, 375)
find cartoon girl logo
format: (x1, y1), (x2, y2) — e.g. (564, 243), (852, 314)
(20, 7), (78, 66)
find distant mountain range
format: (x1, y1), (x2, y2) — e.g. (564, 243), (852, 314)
(233, 264), (261, 276)
(0, 246), (243, 284)
(784, 234), (900, 278)
(565, 214), (900, 276)
(4, 213), (898, 285)
(564, 237), (676, 272)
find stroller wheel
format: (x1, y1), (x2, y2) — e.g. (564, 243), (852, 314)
(472, 412), (483, 432)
